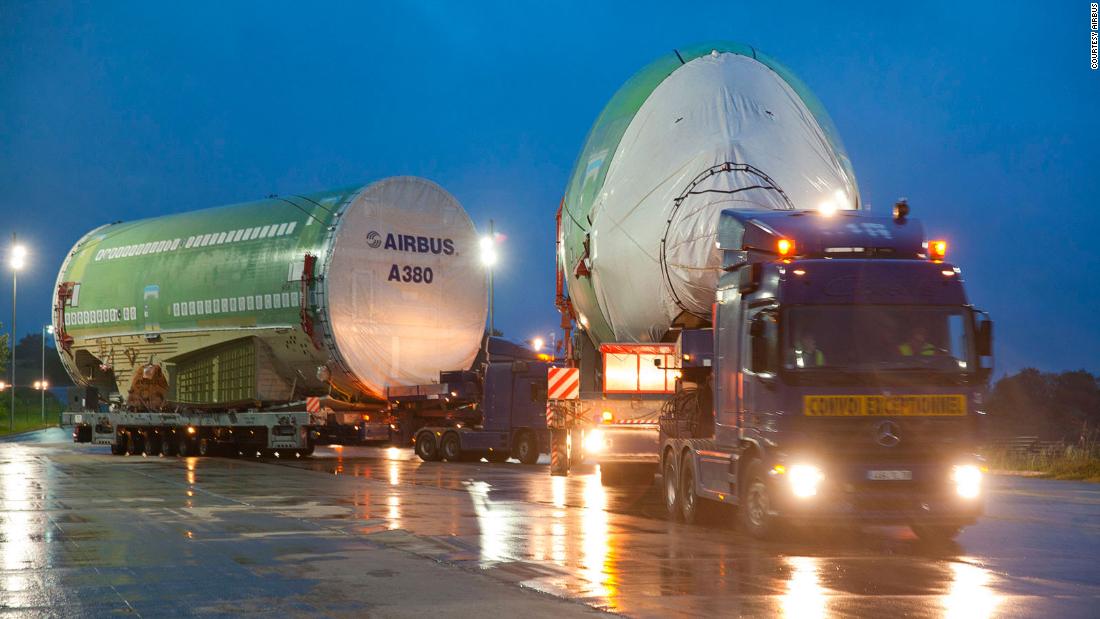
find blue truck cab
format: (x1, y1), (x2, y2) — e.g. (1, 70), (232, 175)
(660, 207), (993, 540)
(403, 338), (554, 465)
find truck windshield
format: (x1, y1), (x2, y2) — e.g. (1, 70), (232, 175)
(784, 305), (975, 373)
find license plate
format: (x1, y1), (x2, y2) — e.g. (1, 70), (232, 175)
(867, 469), (912, 481)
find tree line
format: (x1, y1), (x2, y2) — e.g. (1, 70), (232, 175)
(987, 369), (1100, 443)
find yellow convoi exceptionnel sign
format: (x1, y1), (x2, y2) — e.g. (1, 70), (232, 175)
(803, 394), (967, 417)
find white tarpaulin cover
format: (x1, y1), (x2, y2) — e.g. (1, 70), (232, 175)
(590, 51), (860, 342)
(326, 177), (486, 397)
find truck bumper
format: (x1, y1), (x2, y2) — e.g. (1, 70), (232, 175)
(768, 461), (985, 526)
(585, 424), (660, 464)
(774, 490), (983, 526)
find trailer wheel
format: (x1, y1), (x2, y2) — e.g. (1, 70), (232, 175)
(663, 454), (682, 521)
(440, 432), (462, 462)
(162, 433), (178, 457)
(177, 433), (195, 457)
(142, 431), (161, 457)
(415, 431), (441, 462)
(198, 438), (216, 457)
(514, 432), (539, 465)
(125, 430), (143, 456)
(110, 436), (127, 455)
(739, 458), (778, 539)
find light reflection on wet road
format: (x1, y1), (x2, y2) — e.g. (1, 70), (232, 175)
(2, 430), (1099, 617)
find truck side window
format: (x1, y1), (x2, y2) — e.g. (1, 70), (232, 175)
(750, 311), (779, 374)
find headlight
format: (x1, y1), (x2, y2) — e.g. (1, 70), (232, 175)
(583, 429), (605, 454)
(788, 464), (824, 498)
(953, 464), (982, 499)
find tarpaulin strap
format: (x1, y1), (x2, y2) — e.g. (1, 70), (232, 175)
(658, 162), (792, 314)
(54, 282), (76, 354)
(300, 253), (321, 349)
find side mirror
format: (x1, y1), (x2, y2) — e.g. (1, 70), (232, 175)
(749, 317), (765, 338)
(976, 319), (993, 357)
(749, 314), (775, 375)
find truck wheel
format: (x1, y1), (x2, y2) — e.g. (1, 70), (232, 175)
(680, 453), (703, 524)
(177, 433), (194, 457)
(198, 437), (216, 457)
(440, 432), (462, 462)
(486, 449), (510, 463)
(910, 524), (962, 543)
(415, 431), (441, 462)
(110, 436), (127, 455)
(514, 432), (539, 465)
(663, 455), (682, 520)
(739, 458), (778, 539)
(299, 441), (315, 457)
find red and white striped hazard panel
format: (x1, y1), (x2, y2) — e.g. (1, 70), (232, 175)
(306, 397), (321, 413)
(547, 367), (580, 400)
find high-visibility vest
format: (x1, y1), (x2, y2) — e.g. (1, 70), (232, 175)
(796, 348), (825, 367)
(898, 342), (935, 357)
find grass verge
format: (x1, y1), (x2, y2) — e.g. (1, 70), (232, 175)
(983, 444), (1100, 482)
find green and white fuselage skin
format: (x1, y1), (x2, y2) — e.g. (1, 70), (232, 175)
(54, 176), (487, 407)
(560, 42), (860, 346)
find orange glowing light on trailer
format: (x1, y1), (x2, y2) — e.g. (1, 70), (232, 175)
(777, 239), (795, 256)
(929, 240), (947, 260)
(601, 410), (613, 423)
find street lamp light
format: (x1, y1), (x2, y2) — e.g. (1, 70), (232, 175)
(479, 220), (498, 338)
(8, 235), (25, 432)
(531, 337), (545, 352)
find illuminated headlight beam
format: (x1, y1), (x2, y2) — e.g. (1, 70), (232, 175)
(788, 464), (824, 498)
(953, 464), (982, 499)
(583, 429), (605, 454)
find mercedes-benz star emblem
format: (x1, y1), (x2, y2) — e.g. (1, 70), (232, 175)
(874, 420), (901, 447)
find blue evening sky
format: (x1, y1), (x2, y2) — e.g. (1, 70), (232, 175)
(1, 1), (1097, 375)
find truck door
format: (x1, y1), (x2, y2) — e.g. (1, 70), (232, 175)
(714, 298), (742, 445)
(142, 285), (161, 340)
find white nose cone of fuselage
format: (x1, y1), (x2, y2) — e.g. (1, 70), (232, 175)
(589, 51), (859, 341)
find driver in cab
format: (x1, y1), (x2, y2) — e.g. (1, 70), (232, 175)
(898, 326), (937, 358)
(794, 334), (826, 368)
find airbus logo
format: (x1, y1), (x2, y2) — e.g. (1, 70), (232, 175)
(875, 420), (901, 447)
(365, 230), (455, 255)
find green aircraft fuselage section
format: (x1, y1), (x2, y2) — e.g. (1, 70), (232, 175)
(56, 186), (359, 401)
(560, 41), (857, 346)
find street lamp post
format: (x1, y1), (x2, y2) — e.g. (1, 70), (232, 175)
(41, 325), (53, 425)
(9, 235), (26, 432)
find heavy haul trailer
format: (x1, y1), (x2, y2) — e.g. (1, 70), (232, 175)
(66, 405), (314, 457)
(657, 209), (993, 541)
(401, 339), (555, 465)
(56, 176), (487, 454)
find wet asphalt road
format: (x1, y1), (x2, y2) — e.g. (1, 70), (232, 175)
(2, 429), (1099, 617)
